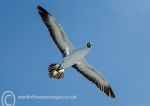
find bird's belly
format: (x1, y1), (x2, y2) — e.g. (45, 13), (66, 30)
(61, 58), (78, 68)
(61, 51), (84, 68)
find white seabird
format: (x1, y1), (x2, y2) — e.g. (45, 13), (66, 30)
(37, 5), (115, 98)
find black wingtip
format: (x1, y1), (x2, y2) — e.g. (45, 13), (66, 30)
(108, 85), (116, 99)
(103, 84), (115, 99)
(95, 81), (115, 98)
(37, 5), (52, 16)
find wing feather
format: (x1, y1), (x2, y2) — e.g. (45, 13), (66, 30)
(73, 60), (115, 98)
(37, 5), (75, 56)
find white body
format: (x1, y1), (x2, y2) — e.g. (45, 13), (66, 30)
(61, 47), (91, 68)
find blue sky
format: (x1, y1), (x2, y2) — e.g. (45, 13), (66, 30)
(0, 0), (150, 106)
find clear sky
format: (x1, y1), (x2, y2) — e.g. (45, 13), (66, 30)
(0, 0), (150, 106)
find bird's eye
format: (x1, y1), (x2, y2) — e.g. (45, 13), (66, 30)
(87, 42), (92, 48)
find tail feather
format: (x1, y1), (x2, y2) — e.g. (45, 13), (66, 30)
(48, 64), (64, 79)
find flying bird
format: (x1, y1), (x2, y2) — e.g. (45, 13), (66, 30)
(37, 5), (115, 98)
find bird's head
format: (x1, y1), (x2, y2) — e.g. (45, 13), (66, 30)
(87, 41), (92, 48)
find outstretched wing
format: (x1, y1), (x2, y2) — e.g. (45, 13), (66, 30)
(73, 60), (115, 98)
(37, 5), (75, 57)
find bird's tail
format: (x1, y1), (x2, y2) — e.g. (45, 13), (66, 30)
(48, 64), (64, 79)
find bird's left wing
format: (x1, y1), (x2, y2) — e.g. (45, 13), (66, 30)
(37, 5), (75, 57)
(73, 60), (115, 98)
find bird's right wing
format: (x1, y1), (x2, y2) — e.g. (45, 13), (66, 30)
(73, 60), (115, 98)
(37, 5), (75, 57)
